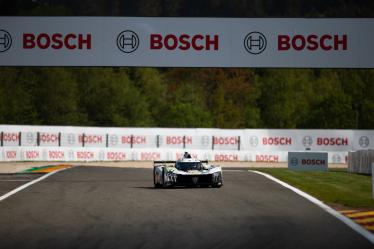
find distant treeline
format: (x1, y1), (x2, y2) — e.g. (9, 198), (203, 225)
(0, 67), (373, 129)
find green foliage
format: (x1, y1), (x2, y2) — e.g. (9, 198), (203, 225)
(0, 67), (372, 128)
(255, 168), (374, 208)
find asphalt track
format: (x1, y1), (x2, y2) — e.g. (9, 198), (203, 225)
(0, 166), (372, 249)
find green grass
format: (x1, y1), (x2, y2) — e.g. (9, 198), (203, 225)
(253, 168), (374, 209)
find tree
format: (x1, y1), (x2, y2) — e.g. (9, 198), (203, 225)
(132, 68), (167, 126)
(0, 68), (37, 124)
(74, 68), (151, 127)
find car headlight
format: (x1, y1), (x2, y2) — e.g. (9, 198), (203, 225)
(213, 172), (221, 181)
(166, 172), (177, 181)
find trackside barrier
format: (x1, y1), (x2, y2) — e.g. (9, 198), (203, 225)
(0, 125), (372, 162)
(372, 163), (374, 199)
(0, 147), (348, 163)
(348, 150), (374, 175)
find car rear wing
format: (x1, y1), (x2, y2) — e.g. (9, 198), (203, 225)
(153, 160), (209, 166)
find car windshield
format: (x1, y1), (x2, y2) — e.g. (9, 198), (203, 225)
(176, 162), (202, 171)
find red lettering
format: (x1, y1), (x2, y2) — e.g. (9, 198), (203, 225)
(306, 34), (318, 51)
(78, 34), (91, 49)
(40, 134), (59, 143)
(214, 154), (239, 161)
(77, 151), (94, 160)
(166, 136), (182, 145)
(164, 34), (178, 50)
(107, 152), (126, 160)
(3, 133), (19, 142)
(278, 34), (348, 51)
(256, 155), (279, 163)
(64, 33), (77, 49)
(262, 137), (292, 146)
(6, 151), (17, 159)
(26, 151), (39, 159)
(48, 151), (64, 159)
(23, 33), (91, 50)
(179, 34), (190, 50)
(150, 34), (219, 51)
(121, 136), (146, 144)
(334, 34), (347, 50)
(79, 135), (103, 144)
(301, 159), (326, 165)
(278, 35), (291, 50)
(150, 34), (163, 49)
(185, 136), (192, 145)
(23, 33), (35, 49)
(205, 35), (219, 50)
(51, 33), (63, 49)
(316, 137), (349, 146)
(213, 137), (239, 145)
(292, 35), (306, 51)
(320, 34), (333, 50)
(141, 152), (160, 160)
(192, 34), (204, 50)
(37, 33), (50, 49)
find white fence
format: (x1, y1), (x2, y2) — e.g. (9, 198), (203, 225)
(0, 125), (373, 162)
(348, 150), (374, 174)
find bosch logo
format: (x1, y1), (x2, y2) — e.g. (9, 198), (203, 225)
(278, 34), (347, 51)
(117, 30), (139, 53)
(131, 151), (138, 160)
(26, 132), (35, 144)
(0, 30), (12, 52)
(201, 136), (210, 147)
(359, 136), (370, 148)
(302, 136), (313, 148)
(110, 135), (119, 146)
(68, 150), (75, 160)
(290, 157), (299, 167)
(332, 154), (342, 164)
(249, 136), (259, 147)
(150, 34), (219, 51)
(67, 133), (75, 145)
(244, 32), (267, 55)
(99, 150), (105, 161)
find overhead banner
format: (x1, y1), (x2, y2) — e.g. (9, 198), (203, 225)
(0, 17), (373, 68)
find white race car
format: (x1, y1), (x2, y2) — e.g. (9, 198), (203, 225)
(153, 153), (223, 188)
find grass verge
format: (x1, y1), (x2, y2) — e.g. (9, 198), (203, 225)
(253, 168), (374, 209)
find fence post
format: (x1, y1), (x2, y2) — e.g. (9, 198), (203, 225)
(82, 133), (85, 147)
(58, 132), (61, 147)
(19, 132), (21, 146)
(212, 136), (215, 150)
(0, 132), (3, 147)
(238, 136), (241, 151)
(37, 132), (40, 146)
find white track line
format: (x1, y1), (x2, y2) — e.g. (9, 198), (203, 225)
(0, 169), (66, 202)
(249, 170), (374, 244)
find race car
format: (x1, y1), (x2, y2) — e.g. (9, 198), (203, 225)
(153, 153), (223, 188)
